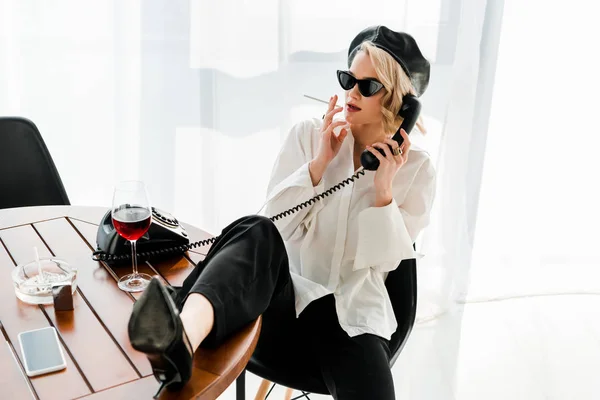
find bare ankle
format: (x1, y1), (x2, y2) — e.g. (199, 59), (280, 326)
(180, 293), (215, 352)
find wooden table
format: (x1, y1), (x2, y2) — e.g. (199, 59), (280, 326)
(0, 206), (261, 400)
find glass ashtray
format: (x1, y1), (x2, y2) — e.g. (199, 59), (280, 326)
(11, 258), (77, 305)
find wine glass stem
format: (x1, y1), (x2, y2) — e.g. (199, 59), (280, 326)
(131, 240), (139, 277)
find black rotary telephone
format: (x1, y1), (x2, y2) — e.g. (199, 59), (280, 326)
(93, 208), (191, 262)
(93, 95), (421, 263)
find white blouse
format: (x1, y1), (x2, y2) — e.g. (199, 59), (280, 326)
(260, 118), (436, 340)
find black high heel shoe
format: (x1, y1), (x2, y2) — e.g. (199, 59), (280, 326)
(128, 277), (194, 399)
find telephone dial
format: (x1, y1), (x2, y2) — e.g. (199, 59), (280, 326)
(93, 95), (421, 263)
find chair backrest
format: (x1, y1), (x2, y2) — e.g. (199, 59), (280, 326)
(0, 117), (70, 209)
(246, 250), (418, 395)
(385, 252), (418, 367)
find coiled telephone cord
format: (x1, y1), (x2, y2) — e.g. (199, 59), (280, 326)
(92, 168), (366, 262)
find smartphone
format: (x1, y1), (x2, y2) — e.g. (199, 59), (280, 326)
(18, 326), (67, 377)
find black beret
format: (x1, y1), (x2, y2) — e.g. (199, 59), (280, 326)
(348, 25), (430, 97)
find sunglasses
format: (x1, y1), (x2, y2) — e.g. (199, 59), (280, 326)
(336, 70), (384, 97)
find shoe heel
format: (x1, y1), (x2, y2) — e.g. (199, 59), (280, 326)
(152, 372), (183, 399)
(149, 355), (183, 398)
(147, 353), (182, 384)
(153, 380), (167, 399)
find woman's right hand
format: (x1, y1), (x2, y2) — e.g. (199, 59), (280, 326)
(315, 95), (349, 166)
(309, 95), (349, 185)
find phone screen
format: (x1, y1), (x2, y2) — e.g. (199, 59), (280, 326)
(18, 327), (66, 375)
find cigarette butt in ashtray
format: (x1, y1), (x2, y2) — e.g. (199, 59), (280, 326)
(34, 246), (44, 284)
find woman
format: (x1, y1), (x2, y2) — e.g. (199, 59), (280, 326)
(128, 26), (436, 400)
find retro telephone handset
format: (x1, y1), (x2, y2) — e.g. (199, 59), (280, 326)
(359, 94), (421, 170)
(92, 95), (421, 263)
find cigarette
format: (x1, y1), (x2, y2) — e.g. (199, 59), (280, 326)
(303, 94), (342, 108)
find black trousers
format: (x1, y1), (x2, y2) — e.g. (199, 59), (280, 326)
(175, 215), (395, 400)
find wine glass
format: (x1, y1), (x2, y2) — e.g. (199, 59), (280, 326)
(111, 181), (152, 292)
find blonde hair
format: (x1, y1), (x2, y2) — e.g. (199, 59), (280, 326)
(359, 41), (427, 135)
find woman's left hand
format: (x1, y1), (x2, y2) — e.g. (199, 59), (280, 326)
(366, 128), (411, 206)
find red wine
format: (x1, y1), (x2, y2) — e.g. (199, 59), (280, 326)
(112, 207), (151, 241)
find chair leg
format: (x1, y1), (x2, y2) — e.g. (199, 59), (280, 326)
(284, 387), (294, 400)
(265, 382), (276, 399)
(236, 369), (246, 400)
(290, 391), (311, 400)
(254, 379), (311, 400)
(255, 379), (273, 400)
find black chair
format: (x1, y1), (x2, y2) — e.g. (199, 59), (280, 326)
(0, 117), (70, 209)
(236, 251), (418, 399)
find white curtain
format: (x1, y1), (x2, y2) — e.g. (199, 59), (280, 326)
(0, 0), (494, 398)
(451, 1), (600, 397)
(467, 0), (600, 303)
